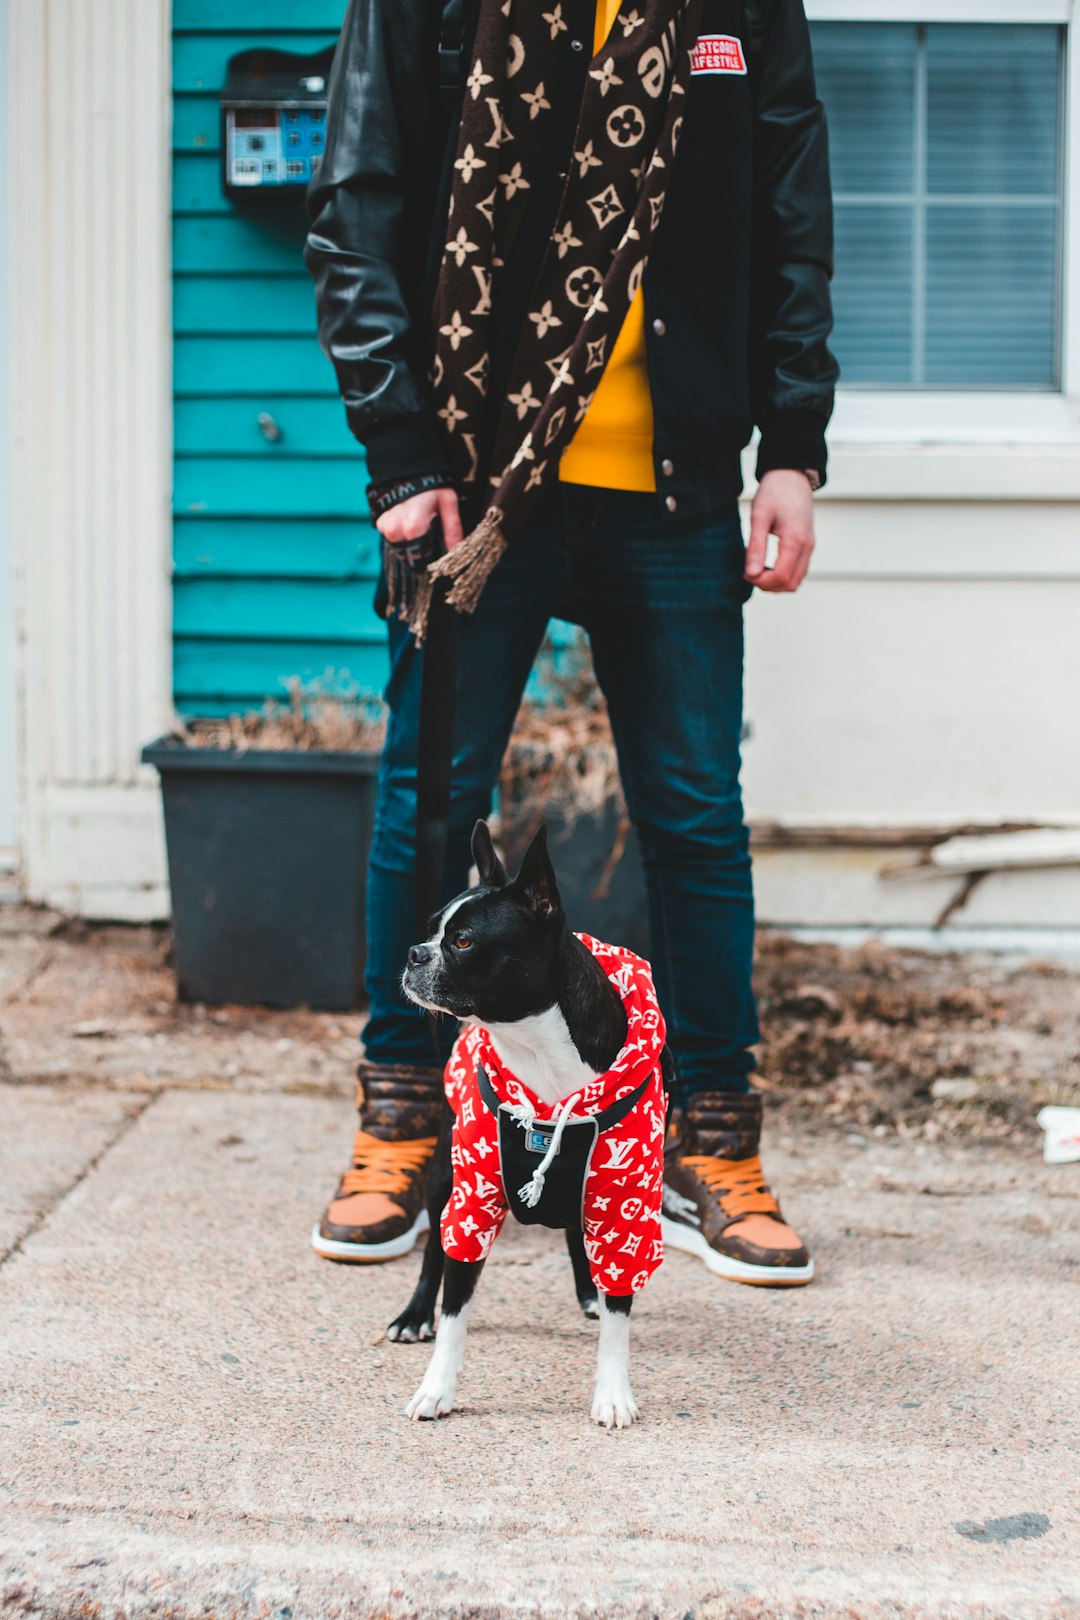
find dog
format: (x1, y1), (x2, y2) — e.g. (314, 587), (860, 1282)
(390, 819), (671, 1428)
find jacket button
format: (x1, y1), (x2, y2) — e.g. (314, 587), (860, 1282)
(665, 495), (678, 513)
(570, 38), (584, 50)
(661, 458), (674, 477)
(652, 318), (667, 336)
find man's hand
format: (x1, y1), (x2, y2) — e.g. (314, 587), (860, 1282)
(376, 486), (464, 551)
(744, 469), (816, 593)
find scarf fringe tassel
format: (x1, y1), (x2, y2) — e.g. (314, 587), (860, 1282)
(428, 507), (507, 611)
(386, 509), (507, 644)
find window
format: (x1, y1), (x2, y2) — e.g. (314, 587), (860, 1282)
(811, 23), (1065, 389)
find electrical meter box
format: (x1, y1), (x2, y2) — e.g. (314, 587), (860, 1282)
(221, 47), (336, 201)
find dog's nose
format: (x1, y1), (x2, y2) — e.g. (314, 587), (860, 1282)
(407, 944), (432, 968)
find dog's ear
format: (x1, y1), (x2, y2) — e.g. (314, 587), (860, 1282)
(512, 825), (562, 925)
(471, 819), (508, 888)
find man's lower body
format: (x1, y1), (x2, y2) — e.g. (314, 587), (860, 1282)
(313, 480), (813, 1285)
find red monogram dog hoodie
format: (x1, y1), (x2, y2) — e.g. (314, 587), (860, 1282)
(441, 934), (667, 1294)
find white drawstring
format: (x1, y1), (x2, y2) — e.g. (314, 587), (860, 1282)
(518, 1094), (577, 1209)
(503, 1080), (536, 1131)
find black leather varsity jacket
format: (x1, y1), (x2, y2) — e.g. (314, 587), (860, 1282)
(305, 0), (839, 521)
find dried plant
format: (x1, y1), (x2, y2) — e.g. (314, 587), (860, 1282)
(500, 635), (624, 839)
(172, 647), (625, 840)
(174, 677), (386, 755)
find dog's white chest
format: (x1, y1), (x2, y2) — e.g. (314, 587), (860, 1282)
(484, 1005), (600, 1108)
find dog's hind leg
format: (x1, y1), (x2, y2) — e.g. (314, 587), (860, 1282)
(387, 1102), (453, 1344)
(591, 1293), (639, 1429)
(565, 1228), (599, 1319)
(406, 1255), (484, 1420)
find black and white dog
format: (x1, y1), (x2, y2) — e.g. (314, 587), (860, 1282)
(390, 820), (670, 1428)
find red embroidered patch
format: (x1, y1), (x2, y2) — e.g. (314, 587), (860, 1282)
(690, 34), (748, 75)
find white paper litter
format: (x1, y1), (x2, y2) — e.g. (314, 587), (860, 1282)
(1036, 1106), (1080, 1165)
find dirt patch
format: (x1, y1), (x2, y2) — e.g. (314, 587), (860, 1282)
(755, 932), (1080, 1143)
(0, 913), (358, 1098)
(2, 909), (1078, 1143)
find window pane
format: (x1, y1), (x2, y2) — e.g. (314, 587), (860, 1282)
(811, 21), (1063, 390)
(812, 24), (915, 195)
(927, 26), (1061, 197)
(833, 205), (913, 385)
(926, 206), (1059, 386)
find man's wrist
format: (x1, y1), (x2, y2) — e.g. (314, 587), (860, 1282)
(755, 409), (828, 491)
(757, 466), (821, 494)
(366, 470), (455, 518)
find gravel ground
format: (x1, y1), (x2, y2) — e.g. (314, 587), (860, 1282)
(755, 933), (1080, 1144)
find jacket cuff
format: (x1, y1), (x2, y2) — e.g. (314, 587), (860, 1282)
(358, 412), (452, 486)
(755, 410), (829, 488)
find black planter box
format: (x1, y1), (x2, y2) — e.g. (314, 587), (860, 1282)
(142, 737), (379, 1011)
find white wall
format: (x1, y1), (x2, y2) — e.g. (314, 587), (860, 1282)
(743, 494), (1080, 829)
(8, 0), (173, 918)
(741, 447), (1080, 928)
(759, 0), (1080, 929)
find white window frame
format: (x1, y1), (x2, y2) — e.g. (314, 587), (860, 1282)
(804, 0), (1080, 480)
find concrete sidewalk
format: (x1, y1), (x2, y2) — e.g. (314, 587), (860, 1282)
(2, 1072), (1079, 1619)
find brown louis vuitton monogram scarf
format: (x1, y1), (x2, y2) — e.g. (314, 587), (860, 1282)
(403, 0), (705, 637)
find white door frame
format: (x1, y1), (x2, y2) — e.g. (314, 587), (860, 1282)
(0, 0), (17, 875)
(8, 0), (173, 918)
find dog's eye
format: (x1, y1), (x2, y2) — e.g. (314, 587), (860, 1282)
(451, 932), (473, 951)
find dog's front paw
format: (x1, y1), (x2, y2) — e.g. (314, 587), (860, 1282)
(591, 1376), (640, 1430)
(406, 1379), (456, 1420)
(387, 1312), (436, 1344)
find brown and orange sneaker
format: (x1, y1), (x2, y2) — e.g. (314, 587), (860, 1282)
(662, 1090), (814, 1286)
(311, 1061), (442, 1263)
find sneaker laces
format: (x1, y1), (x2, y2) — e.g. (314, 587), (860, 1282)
(680, 1152), (781, 1220)
(339, 1131), (437, 1197)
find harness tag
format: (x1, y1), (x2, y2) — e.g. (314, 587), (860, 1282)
(525, 1125), (560, 1156)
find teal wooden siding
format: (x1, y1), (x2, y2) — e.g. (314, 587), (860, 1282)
(172, 0), (387, 716)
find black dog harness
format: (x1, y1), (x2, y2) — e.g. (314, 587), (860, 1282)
(475, 1063), (652, 1231)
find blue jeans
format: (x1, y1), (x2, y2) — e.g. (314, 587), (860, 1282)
(363, 480), (760, 1103)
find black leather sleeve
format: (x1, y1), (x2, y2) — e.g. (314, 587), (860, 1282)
(748, 0), (839, 485)
(304, 0), (452, 485)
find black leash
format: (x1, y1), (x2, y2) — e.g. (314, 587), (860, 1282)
(400, 518), (459, 1064)
(414, 560), (458, 939)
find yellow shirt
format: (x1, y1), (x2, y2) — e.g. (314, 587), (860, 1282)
(557, 0), (656, 493)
